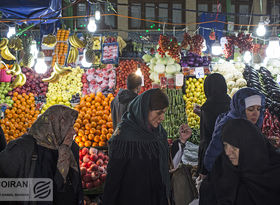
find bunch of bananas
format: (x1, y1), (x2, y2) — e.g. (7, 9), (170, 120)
(69, 34), (86, 49)
(11, 73), (26, 88)
(8, 37), (23, 51)
(42, 34), (57, 47)
(117, 36), (127, 55)
(67, 46), (79, 64)
(6, 63), (21, 75)
(0, 38), (16, 61)
(42, 62), (72, 83)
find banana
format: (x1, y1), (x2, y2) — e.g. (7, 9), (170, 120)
(11, 74), (24, 88)
(67, 47), (78, 64)
(69, 34), (85, 48)
(1, 47), (16, 61)
(59, 67), (72, 76)
(0, 38), (9, 50)
(19, 73), (26, 86)
(8, 63), (21, 75)
(53, 62), (64, 74)
(42, 72), (60, 83)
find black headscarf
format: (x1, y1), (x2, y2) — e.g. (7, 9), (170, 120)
(214, 119), (280, 204)
(201, 73), (231, 111)
(109, 88), (170, 197)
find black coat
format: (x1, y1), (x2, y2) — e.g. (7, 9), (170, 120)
(198, 73), (230, 175)
(103, 89), (170, 205)
(110, 89), (137, 130)
(200, 119), (280, 205)
(0, 134), (83, 205)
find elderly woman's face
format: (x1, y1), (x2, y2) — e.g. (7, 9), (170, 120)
(245, 105), (261, 124)
(148, 108), (168, 128)
(223, 142), (239, 166)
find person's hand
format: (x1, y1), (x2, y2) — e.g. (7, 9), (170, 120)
(193, 104), (201, 116)
(179, 123), (192, 144)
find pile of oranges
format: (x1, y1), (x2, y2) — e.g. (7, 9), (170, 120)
(1, 92), (40, 143)
(74, 92), (114, 147)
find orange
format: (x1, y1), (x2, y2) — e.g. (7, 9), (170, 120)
(99, 141), (106, 147)
(86, 102), (91, 107)
(74, 123), (80, 129)
(86, 96), (91, 102)
(13, 92), (18, 97)
(84, 114), (90, 120)
(95, 129), (101, 136)
(96, 92), (103, 97)
(95, 96), (101, 103)
(76, 118), (82, 124)
(108, 128), (114, 134)
(83, 119), (89, 125)
(85, 141), (92, 147)
(85, 123), (91, 130)
(85, 130), (90, 135)
(78, 142), (85, 147)
(88, 133), (94, 140)
(107, 93), (113, 98)
(75, 136), (82, 143)
(100, 134), (107, 142)
(106, 133), (112, 140)
(94, 136), (100, 142)
(92, 142), (98, 147)
(82, 135), (88, 142)
(89, 93), (95, 99)
(91, 121), (97, 128)
(78, 130), (84, 137)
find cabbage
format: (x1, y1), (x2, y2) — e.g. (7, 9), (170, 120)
(157, 57), (167, 65)
(149, 63), (156, 71)
(166, 64), (176, 74)
(166, 56), (175, 65)
(150, 57), (157, 64)
(174, 63), (181, 72)
(142, 54), (152, 63)
(154, 64), (165, 74)
(150, 72), (159, 83)
(155, 53), (161, 59)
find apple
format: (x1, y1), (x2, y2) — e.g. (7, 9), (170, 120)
(89, 164), (98, 171)
(96, 159), (103, 166)
(81, 147), (88, 155)
(93, 179), (101, 187)
(89, 147), (98, 155)
(91, 172), (98, 181)
(83, 155), (90, 163)
(80, 167), (87, 176)
(100, 173), (106, 182)
(81, 162), (87, 168)
(85, 182), (94, 189)
(89, 154), (98, 162)
(97, 152), (104, 160)
(86, 161), (93, 168)
(83, 174), (92, 183)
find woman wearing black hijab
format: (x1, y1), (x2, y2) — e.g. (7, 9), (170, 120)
(204, 119), (280, 205)
(197, 73), (231, 177)
(102, 89), (170, 205)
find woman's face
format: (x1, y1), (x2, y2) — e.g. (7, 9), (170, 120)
(148, 108), (168, 128)
(223, 142), (239, 166)
(245, 105), (261, 124)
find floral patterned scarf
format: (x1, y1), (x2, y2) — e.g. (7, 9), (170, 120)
(28, 105), (78, 182)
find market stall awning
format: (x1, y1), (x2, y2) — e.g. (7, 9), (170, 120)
(0, 0), (61, 24)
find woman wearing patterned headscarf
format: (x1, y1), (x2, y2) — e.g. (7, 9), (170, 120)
(0, 105), (83, 204)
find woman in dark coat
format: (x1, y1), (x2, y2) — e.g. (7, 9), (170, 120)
(197, 73), (231, 176)
(0, 105), (83, 204)
(102, 88), (170, 205)
(201, 119), (280, 205)
(204, 87), (265, 172)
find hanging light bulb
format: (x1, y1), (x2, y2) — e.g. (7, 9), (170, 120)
(266, 27), (280, 59)
(34, 52), (48, 74)
(202, 39), (207, 52)
(7, 27), (16, 38)
(81, 50), (92, 68)
(243, 51), (252, 63)
(135, 68), (142, 76)
(30, 40), (38, 58)
(95, 10), (101, 21)
(256, 16), (266, 37)
(211, 40), (222, 56)
(87, 17), (97, 33)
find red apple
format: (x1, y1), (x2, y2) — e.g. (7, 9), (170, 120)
(81, 147), (88, 155)
(85, 182), (94, 189)
(90, 154), (98, 162)
(93, 179), (101, 187)
(100, 173), (106, 182)
(96, 159), (103, 166)
(89, 164), (98, 171)
(80, 167), (87, 176)
(83, 174), (92, 183)
(83, 155), (90, 163)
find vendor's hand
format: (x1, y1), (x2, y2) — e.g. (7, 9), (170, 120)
(193, 104), (201, 116)
(179, 123), (192, 144)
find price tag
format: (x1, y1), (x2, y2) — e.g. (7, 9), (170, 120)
(195, 67), (204, 79)
(277, 75), (280, 86)
(175, 73), (184, 87)
(141, 75), (144, 86)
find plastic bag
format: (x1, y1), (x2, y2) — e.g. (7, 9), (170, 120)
(182, 141), (199, 166)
